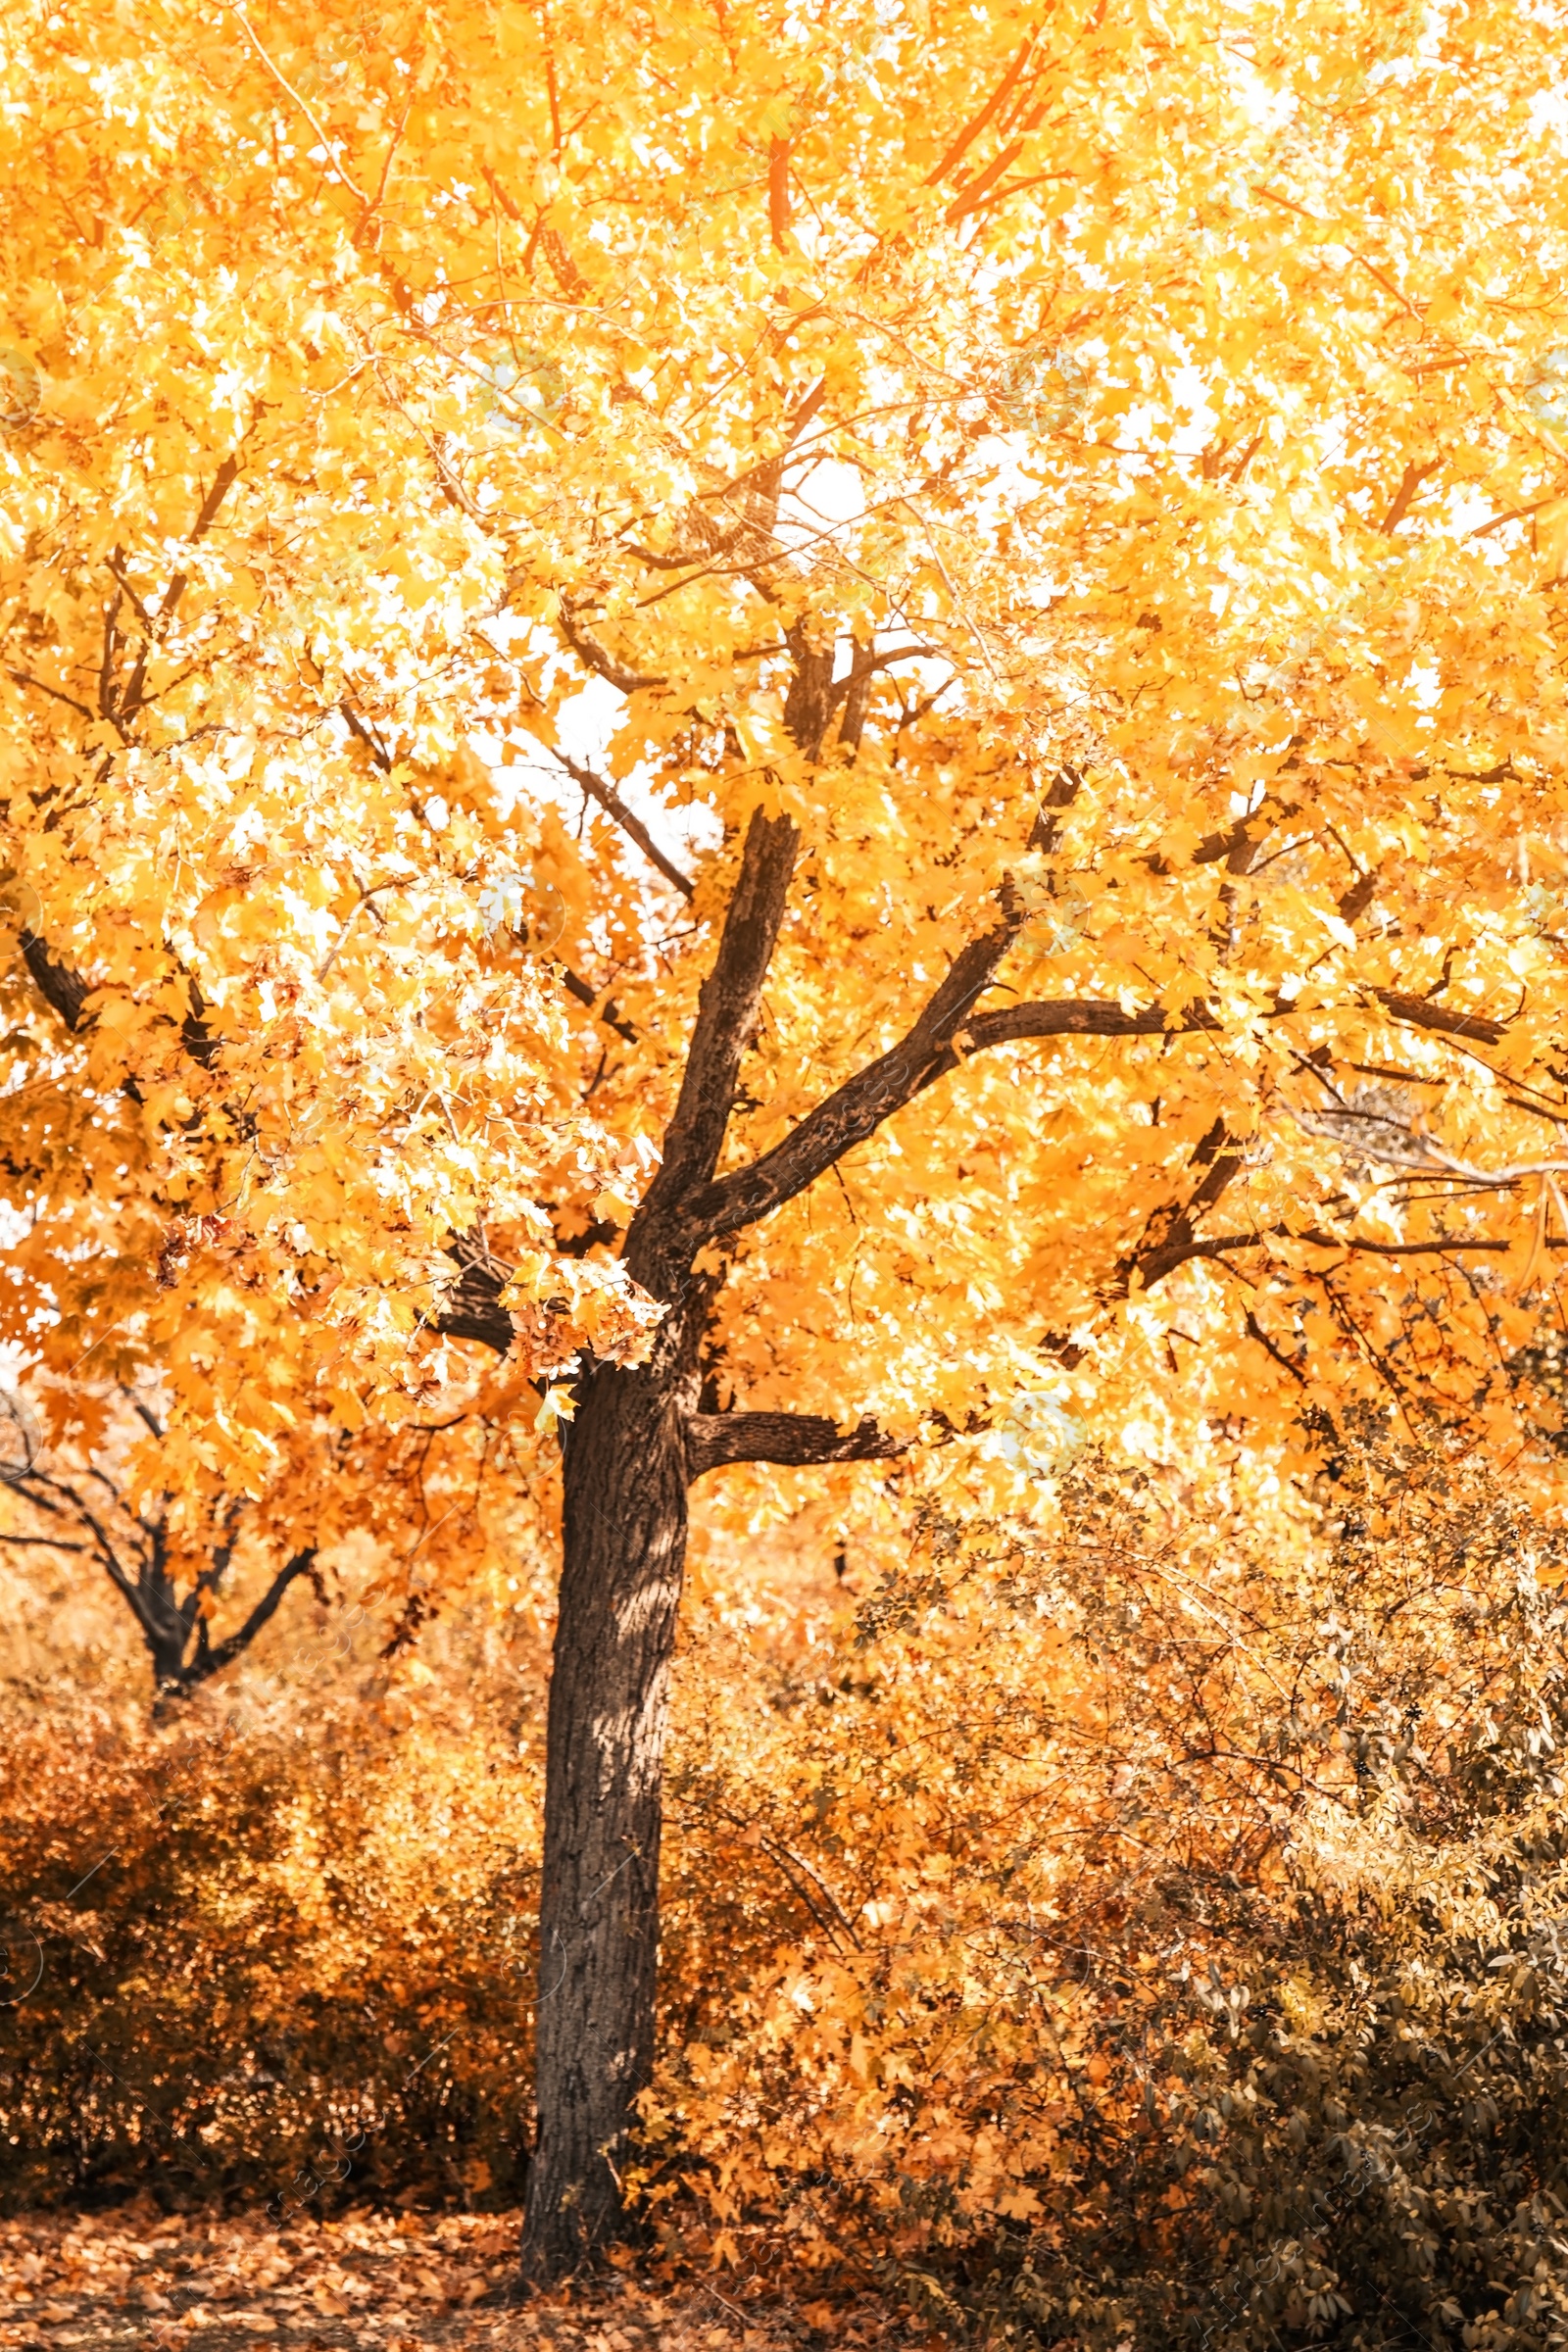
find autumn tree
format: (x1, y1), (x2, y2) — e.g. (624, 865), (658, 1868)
(0, 1442), (318, 1711)
(5, 0), (1568, 2279)
(0, 1367), (551, 1708)
(0, 1379), (328, 1706)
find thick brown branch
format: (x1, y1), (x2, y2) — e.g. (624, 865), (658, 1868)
(626, 806), (800, 1291)
(19, 926), (216, 1075)
(1380, 457), (1441, 535)
(1147, 795), (1299, 876)
(21, 933), (90, 1030)
(1374, 990), (1504, 1047)
(781, 628), (838, 760)
(183, 1548), (318, 1686)
(1338, 866), (1379, 924)
(1028, 763), (1083, 854)
(559, 963), (638, 1042)
(1297, 1229), (1511, 1255)
(688, 982), (1176, 1245)
(1118, 1118), (1246, 1292)
(435, 1239), (515, 1354)
(685, 1409), (901, 1479)
(680, 947), (1514, 1249)
(964, 997), (1199, 1050)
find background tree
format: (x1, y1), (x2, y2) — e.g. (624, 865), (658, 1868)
(4, 0), (1568, 2280)
(0, 1388), (319, 1709)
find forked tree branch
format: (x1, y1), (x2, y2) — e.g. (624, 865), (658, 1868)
(1116, 1118), (1247, 1293)
(683, 973), (1172, 1246)
(428, 952), (1521, 1362)
(681, 962), (1509, 1250)
(558, 599), (665, 693)
(182, 1547), (318, 1686)
(120, 448), (245, 721)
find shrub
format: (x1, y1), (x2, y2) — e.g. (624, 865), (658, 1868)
(647, 1438), (1568, 2350)
(0, 1688), (540, 2217)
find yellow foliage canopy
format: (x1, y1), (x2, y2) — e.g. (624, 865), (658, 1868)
(1, 0), (1566, 1501)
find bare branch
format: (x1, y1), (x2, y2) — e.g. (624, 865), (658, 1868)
(180, 1547), (318, 1686)
(924, 31), (1037, 186)
(340, 702), (394, 771)
(1298, 1229), (1511, 1254)
(558, 963), (638, 1042)
(686, 1409), (902, 1479)
(121, 449), (245, 719)
(1130, 1224), (1513, 1285)
(827, 640), (938, 715)
(7, 669), (101, 725)
(226, 6), (371, 209)
(550, 749), (694, 898)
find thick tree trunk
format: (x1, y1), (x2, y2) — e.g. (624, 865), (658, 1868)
(519, 806), (804, 2280)
(520, 1352), (691, 2277)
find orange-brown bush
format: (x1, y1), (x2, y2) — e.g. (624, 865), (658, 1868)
(646, 1436), (1568, 2350)
(6, 1431), (1568, 2352)
(0, 1683), (541, 2216)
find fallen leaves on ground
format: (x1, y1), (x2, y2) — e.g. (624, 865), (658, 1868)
(0, 2207), (935, 2349)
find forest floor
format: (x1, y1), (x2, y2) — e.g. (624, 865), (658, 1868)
(0, 2209), (934, 2350)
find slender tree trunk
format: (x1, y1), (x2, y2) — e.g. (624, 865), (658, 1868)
(521, 1351), (691, 2276)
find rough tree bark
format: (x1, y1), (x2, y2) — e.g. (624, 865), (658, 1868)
(509, 737), (1500, 2275)
(522, 1244), (902, 2272)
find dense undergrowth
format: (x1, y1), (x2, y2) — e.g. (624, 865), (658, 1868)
(4, 1435), (1568, 2351)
